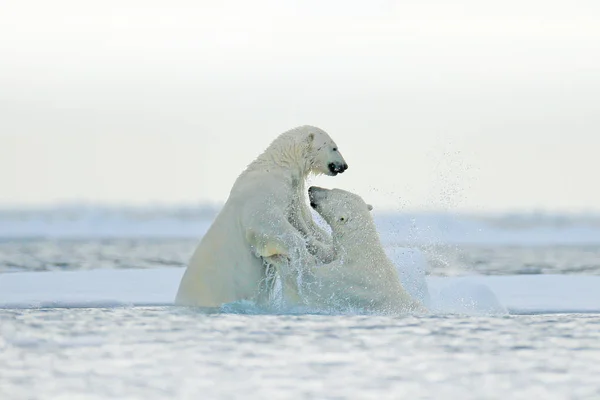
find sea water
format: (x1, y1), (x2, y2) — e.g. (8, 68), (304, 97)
(1, 206), (600, 399)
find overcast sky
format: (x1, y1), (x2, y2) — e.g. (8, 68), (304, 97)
(1, 0), (599, 212)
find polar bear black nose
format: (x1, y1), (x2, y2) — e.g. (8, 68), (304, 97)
(329, 162), (348, 174)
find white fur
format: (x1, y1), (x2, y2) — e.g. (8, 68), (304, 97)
(175, 126), (347, 307)
(298, 187), (426, 314)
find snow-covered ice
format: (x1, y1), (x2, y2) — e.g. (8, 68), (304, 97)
(1, 262), (598, 315)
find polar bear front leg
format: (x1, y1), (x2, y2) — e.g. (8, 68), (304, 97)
(301, 221), (335, 264)
(305, 237), (335, 264)
(262, 255), (305, 306)
(246, 228), (308, 260)
(290, 203), (335, 263)
(292, 219), (334, 263)
(304, 210), (333, 246)
(245, 222), (316, 275)
(300, 186), (334, 244)
(291, 183), (333, 246)
(246, 226), (316, 303)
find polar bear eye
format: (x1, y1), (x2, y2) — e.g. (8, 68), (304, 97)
(333, 147), (338, 152)
(339, 217), (345, 222)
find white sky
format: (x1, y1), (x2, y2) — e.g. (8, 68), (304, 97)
(1, 0), (599, 212)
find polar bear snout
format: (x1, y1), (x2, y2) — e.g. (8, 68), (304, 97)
(308, 186), (329, 209)
(308, 186), (328, 199)
(328, 161), (348, 175)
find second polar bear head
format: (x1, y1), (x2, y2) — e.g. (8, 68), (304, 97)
(308, 186), (373, 231)
(304, 126), (348, 176)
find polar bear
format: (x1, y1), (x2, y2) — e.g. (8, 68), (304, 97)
(291, 186), (425, 314)
(175, 126), (348, 307)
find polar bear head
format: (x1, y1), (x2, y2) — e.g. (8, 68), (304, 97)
(308, 186), (374, 232)
(305, 127), (348, 176)
(255, 125), (348, 177)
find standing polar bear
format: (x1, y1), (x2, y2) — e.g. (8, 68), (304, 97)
(175, 126), (348, 307)
(295, 187), (425, 314)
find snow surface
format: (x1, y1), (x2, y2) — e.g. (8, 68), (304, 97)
(1, 257), (598, 315)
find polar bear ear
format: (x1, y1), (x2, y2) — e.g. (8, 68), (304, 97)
(367, 204), (373, 211)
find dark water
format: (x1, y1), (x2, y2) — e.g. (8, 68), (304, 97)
(0, 238), (193, 273)
(423, 244), (600, 276)
(1, 238), (600, 276)
(1, 308), (599, 400)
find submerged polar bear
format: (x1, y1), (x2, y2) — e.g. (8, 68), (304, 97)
(175, 126), (348, 307)
(283, 186), (425, 314)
